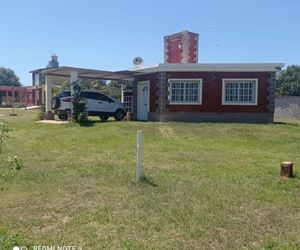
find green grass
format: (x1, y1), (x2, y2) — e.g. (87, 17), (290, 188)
(0, 109), (300, 249)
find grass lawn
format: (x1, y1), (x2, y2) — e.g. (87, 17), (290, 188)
(0, 109), (300, 250)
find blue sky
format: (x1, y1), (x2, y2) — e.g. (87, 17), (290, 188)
(1, 0), (299, 86)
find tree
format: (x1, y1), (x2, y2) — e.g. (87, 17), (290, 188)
(100, 80), (122, 99)
(99, 80), (133, 100)
(276, 65), (300, 96)
(60, 79), (106, 91)
(57, 79), (132, 101)
(0, 67), (21, 86)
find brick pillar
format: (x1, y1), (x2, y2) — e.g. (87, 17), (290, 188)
(164, 31), (199, 64)
(132, 80), (138, 120)
(12, 87), (15, 108)
(267, 72), (276, 122)
(6, 90), (9, 104)
(156, 72), (168, 121)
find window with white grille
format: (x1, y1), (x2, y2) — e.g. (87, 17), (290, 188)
(222, 79), (258, 105)
(124, 95), (133, 113)
(169, 79), (202, 104)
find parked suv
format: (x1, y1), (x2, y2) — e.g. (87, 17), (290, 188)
(51, 90), (127, 121)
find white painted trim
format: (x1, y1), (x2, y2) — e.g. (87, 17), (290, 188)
(222, 78), (258, 106)
(137, 80), (150, 120)
(168, 78), (203, 105)
(132, 63), (284, 74)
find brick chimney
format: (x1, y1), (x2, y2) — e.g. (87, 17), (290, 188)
(164, 31), (199, 64)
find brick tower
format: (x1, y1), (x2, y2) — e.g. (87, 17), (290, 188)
(164, 30), (199, 64)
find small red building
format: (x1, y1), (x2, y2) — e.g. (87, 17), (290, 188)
(0, 86), (38, 107)
(132, 31), (283, 123)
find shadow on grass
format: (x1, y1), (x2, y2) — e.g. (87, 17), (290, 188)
(138, 175), (158, 187)
(77, 119), (118, 127)
(273, 121), (300, 127)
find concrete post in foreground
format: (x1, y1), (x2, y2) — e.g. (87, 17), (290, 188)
(280, 162), (293, 178)
(137, 130), (143, 181)
(45, 76), (52, 113)
(70, 71), (79, 115)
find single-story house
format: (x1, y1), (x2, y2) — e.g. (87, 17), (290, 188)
(131, 63), (283, 122)
(31, 30), (284, 123)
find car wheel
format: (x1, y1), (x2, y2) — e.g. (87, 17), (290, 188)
(51, 97), (60, 109)
(99, 115), (109, 122)
(58, 114), (68, 121)
(114, 109), (126, 121)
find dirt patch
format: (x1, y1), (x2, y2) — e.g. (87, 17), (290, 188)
(37, 120), (69, 125)
(159, 126), (175, 138)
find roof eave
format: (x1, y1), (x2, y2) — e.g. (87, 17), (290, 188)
(134, 63), (285, 74)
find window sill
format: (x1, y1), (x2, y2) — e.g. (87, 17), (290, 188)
(222, 102), (258, 106)
(169, 102), (202, 105)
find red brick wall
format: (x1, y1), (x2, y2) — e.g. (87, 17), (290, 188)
(134, 71), (270, 115)
(164, 31), (199, 64)
(165, 33), (183, 63)
(166, 72), (269, 113)
(188, 34), (198, 63)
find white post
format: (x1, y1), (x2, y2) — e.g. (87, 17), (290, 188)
(70, 71), (78, 95)
(70, 71), (78, 114)
(45, 76), (52, 113)
(121, 83), (124, 103)
(136, 130), (143, 181)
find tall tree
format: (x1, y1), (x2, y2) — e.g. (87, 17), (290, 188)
(276, 65), (300, 96)
(0, 67), (21, 86)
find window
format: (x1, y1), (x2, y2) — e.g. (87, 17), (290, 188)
(169, 79), (202, 104)
(58, 91), (71, 98)
(124, 95), (133, 113)
(80, 92), (92, 99)
(222, 79), (258, 105)
(80, 92), (113, 102)
(97, 93), (113, 102)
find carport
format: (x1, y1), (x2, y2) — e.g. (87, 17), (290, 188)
(41, 66), (136, 113)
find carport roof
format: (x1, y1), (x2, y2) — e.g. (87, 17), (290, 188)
(33, 63), (285, 81)
(40, 66), (137, 81)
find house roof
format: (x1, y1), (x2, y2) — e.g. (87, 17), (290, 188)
(30, 63), (284, 82)
(39, 66), (136, 81)
(132, 63), (284, 74)
(29, 67), (49, 74)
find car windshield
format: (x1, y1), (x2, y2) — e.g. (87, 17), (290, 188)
(58, 91), (71, 98)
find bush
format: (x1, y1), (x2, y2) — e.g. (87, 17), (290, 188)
(0, 123), (9, 154)
(0, 156), (23, 186)
(72, 81), (88, 124)
(7, 156), (23, 170)
(38, 104), (46, 120)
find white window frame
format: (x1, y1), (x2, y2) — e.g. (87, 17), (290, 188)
(222, 78), (258, 106)
(168, 78), (203, 105)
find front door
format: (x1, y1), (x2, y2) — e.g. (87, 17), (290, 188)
(137, 81), (149, 120)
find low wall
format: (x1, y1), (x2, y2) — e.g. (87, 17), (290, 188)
(274, 96), (300, 120)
